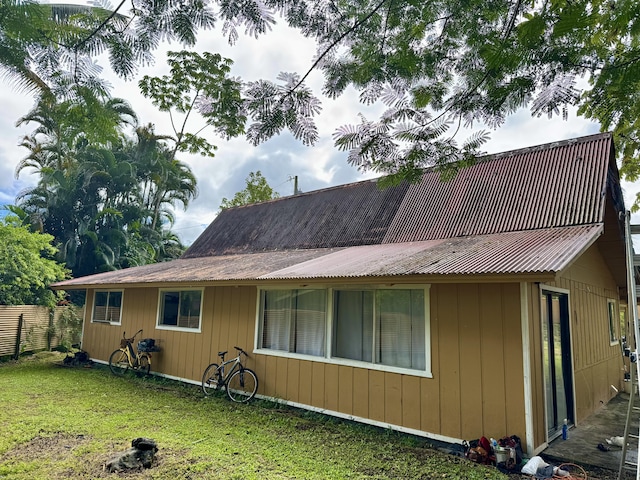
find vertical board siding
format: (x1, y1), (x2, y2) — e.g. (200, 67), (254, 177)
(368, 370), (386, 423)
(402, 375), (421, 430)
(338, 365), (353, 415)
(503, 288), (526, 437)
(82, 283), (527, 446)
(432, 283), (525, 442)
(384, 372), (403, 427)
(458, 284), (483, 437)
(553, 242), (623, 423)
(480, 284), (508, 437)
(352, 368), (369, 419)
(527, 242), (623, 448)
(82, 286), (260, 383)
(298, 360), (313, 406)
(436, 284), (463, 438)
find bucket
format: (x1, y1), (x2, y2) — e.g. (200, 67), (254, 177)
(495, 447), (512, 464)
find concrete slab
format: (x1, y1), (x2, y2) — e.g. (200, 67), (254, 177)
(542, 393), (638, 476)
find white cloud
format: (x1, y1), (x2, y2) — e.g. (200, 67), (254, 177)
(0, 19), (634, 247)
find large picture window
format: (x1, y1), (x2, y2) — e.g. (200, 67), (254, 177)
(257, 286), (429, 374)
(92, 290), (123, 324)
(259, 289), (326, 356)
(333, 288), (426, 371)
(158, 289), (202, 330)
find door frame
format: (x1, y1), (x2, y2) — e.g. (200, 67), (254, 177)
(539, 284), (577, 442)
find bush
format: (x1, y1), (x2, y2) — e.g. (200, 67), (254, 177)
(52, 306), (83, 352)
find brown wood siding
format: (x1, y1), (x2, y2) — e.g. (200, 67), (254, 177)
(526, 282), (547, 450)
(527, 242), (624, 449)
(82, 282), (524, 444)
(429, 284), (525, 441)
(555, 243), (623, 423)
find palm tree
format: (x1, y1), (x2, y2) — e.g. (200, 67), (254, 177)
(15, 99), (196, 277)
(124, 125), (198, 231)
(0, 0), (130, 97)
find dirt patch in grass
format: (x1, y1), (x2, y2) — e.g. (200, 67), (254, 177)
(1, 433), (174, 479)
(3, 433), (92, 463)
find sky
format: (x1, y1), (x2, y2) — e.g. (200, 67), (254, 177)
(0, 15), (626, 246)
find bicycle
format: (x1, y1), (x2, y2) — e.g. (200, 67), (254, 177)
(108, 329), (157, 376)
(202, 346), (258, 403)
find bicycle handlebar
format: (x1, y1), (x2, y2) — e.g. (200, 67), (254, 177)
(234, 346), (248, 356)
(122, 329), (143, 342)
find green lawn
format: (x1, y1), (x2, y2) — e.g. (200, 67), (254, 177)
(0, 352), (510, 479)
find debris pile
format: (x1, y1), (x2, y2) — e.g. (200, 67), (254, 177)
(106, 438), (158, 473)
(62, 351), (92, 367)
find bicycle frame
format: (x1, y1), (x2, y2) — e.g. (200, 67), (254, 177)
(109, 329), (151, 376)
(202, 346), (258, 402)
(120, 329), (144, 367)
(216, 352), (243, 384)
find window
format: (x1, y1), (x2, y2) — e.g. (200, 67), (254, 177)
(158, 289), (202, 330)
(608, 299), (618, 344)
(258, 289), (326, 356)
(92, 290), (123, 324)
(256, 286), (429, 374)
(333, 288), (426, 370)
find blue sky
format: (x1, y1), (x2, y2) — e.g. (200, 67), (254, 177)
(0, 19), (615, 245)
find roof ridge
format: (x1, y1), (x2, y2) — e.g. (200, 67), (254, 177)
(223, 133), (612, 210)
(483, 131), (611, 162)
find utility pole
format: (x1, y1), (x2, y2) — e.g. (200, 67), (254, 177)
(288, 175), (301, 195)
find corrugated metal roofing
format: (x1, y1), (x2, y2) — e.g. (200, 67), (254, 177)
(183, 178), (409, 258)
(55, 225), (603, 287)
(261, 225), (603, 279)
(384, 134), (612, 242)
(53, 132), (623, 289)
(183, 133), (613, 259)
(54, 249), (339, 287)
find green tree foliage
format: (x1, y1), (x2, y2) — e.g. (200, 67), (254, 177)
(14, 94), (196, 277)
(3, 1), (640, 197)
(0, 0), (214, 94)
(0, 223), (69, 306)
(220, 171), (279, 209)
(139, 51), (246, 159)
(52, 305), (84, 351)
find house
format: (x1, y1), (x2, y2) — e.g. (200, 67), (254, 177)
(54, 132), (628, 456)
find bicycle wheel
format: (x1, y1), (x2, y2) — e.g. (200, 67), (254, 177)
(202, 363), (221, 395)
(226, 368), (258, 403)
(109, 349), (129, 375)
(136, 354), (151, 377)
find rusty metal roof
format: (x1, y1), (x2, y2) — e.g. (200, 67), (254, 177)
(53, 132), (624, 289)
(384, 133), (613, 242)
(183, 178), (409, 258)
(54, 249), (338, 288)
(261, 225), (603, 279)
(55, 225), (603, 288)
(184, 133), (614, 258)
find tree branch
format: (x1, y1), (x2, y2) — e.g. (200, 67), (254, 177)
(288, 0), (391, 94)
(74, 0), (128, 51)
(424, 0), (523, 130)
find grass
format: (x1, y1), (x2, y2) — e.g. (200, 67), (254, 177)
(0, 352), (512, 479)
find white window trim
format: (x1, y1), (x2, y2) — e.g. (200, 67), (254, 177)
(608, 298), (619, 346)
(156, 288), (203, 333)
(254, 284), (432, 378)
(90, 289), (123, 325)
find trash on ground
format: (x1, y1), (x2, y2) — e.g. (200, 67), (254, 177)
(605, 436), (625, 447)
(106, 437), (158, 473)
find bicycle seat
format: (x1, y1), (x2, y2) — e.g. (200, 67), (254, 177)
(218, 351), (227, 358)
